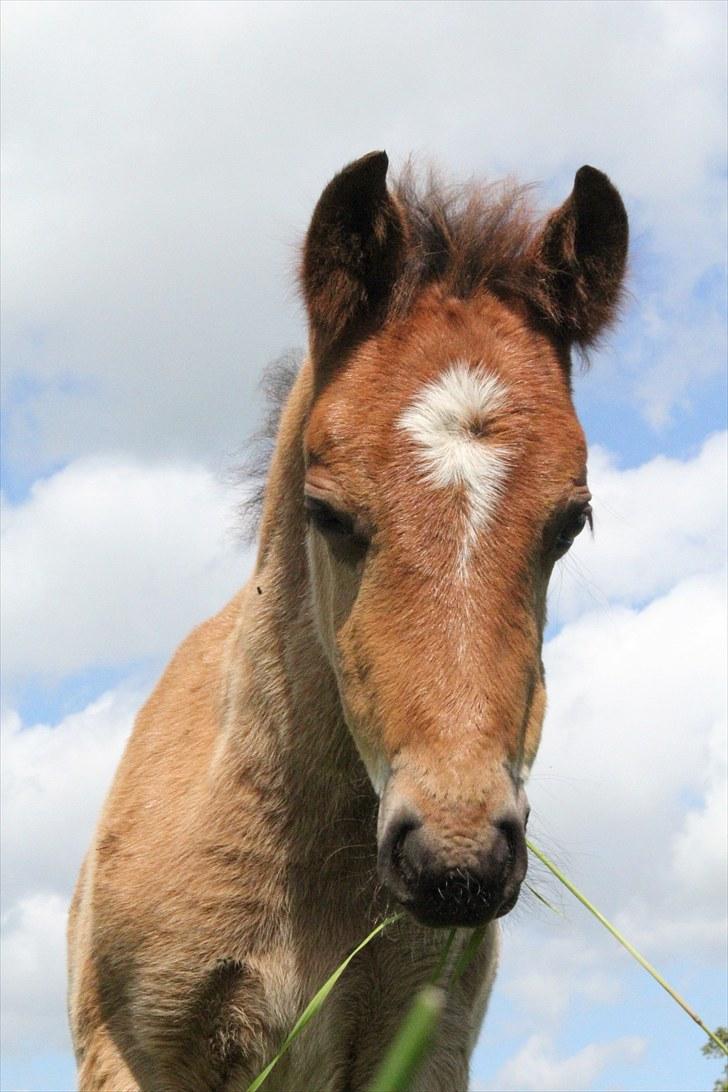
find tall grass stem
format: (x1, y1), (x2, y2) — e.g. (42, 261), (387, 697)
(527, 839), (728, 1058)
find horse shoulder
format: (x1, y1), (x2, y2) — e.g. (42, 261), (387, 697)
(68, 587), (264, 1075)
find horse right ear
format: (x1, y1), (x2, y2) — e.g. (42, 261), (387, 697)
(532, 165), (628, 347)
(301, 151), (406, 369)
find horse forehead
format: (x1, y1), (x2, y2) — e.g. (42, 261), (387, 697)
(320, 359), (569, 445)
(307, 296), (584, 479)
(397, 361), (511, 450)
(371, 357), (580, 467)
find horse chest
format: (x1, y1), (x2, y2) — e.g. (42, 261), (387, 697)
(261, 963), (377, 1092)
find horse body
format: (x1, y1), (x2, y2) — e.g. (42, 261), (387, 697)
(68, 153), (627, 1090)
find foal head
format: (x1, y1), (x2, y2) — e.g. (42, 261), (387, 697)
(299, 152), (627, 927)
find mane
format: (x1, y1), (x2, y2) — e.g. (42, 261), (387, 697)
(389, 162), (548, 320)
(237, 350), (301, 543)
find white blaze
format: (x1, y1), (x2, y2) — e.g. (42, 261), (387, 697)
(398, 362), (512, 572)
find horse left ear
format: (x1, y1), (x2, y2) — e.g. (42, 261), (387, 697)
(301, 151), (406, 369)
(533, 165), (628, 346)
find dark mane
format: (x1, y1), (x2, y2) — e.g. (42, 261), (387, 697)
(389, 163), (548, 320)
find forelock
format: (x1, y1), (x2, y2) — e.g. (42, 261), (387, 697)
(389, 162), (549, 320)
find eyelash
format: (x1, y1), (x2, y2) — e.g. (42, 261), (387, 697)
(554, 505), (593, 554)
(304, 496), (356, 538)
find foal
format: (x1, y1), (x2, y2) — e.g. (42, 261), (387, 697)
(68, 152), (627, 1091)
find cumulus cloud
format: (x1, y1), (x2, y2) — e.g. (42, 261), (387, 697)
(477, 1033), (646, 1092)
(1, 456), (252, 679)
(537, 434), (728, 962)
(1, 687), (141, 1060)
(2, 1), (725, 474)
(1, 893), (72, 1056)
(632, 295), (728, 432)
(534, 569), (727, 958)
(615, 698), (727, 955)
(496, 934), (623, 1027)
(549, 431), (727, 625)
(671, 714), (727, 899)
(1, 690), (138, 911)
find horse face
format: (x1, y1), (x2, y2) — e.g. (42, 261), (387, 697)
(301, 153), (626, 927)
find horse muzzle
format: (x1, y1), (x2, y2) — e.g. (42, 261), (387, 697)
(377, 790), (529, 928)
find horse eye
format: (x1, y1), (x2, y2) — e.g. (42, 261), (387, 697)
(554, 505), (592, 556)
(304, 496), (356, 538)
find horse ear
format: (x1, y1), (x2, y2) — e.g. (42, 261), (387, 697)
(301, 151), (406, 367)
(533, 165), (628, 346)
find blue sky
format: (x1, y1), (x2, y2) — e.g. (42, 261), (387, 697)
(1, 2), (726, 1091)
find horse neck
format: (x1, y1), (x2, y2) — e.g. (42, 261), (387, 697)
(228, 360), (373, 818)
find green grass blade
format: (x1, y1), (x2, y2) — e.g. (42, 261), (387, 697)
(428, 927), (457, 984)
(527, 839), (728, 1058)
(525, 880), (563, 915)
(247, 913), (402, 1091)
(368, 985), (445, 1092)
(449, 923), (488, 986)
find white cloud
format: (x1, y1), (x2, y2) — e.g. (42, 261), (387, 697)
(633, 299), (727, 432)
(497, 934), (622, 1027)
(549, 431), (727, 624)
(533, 569), (727, 958)
(477, 1032), (646, 1092)
(614, 700), (727, 955)
(1, 687), (139, 1059)
(1, 1), (725, 471)
(1, 689), (138, 910)
(1, 893), (71, 1056)
(1, 455), (252, 679)
(671, 713), (727, 900)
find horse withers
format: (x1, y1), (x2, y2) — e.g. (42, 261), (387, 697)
(68, 152), (627, 1091)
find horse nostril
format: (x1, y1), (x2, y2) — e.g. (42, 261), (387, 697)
(494, 812), (528, 884)
(391, 823), (414, 881)
(378, 809), (423, 892)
